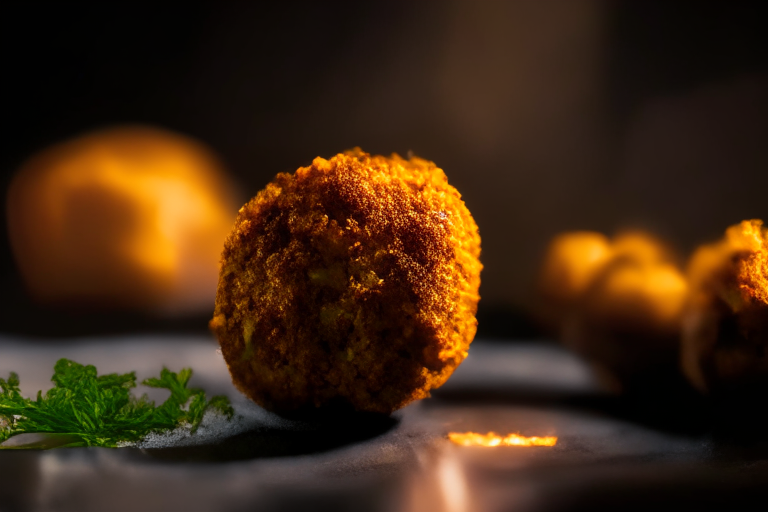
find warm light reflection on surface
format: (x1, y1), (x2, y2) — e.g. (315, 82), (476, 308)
(437, 452), (469, 512)
(448, 432), (557, 447)
(407, 450), (471, 512)
(7, 126), (238, 314)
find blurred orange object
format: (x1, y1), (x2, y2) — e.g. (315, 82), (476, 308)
(539, 230), (688, 392)
(539, 231), (684, 328)
(7, 126), (239, 315)
(539, 231), (612, 304)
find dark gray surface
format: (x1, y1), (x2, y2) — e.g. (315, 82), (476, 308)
(0, 336), (766, 512)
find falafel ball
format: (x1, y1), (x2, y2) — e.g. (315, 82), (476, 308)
(681, 219), (768, 397)
(210, 149), (482, 414)
(6, 126), (238, 314)
(539, 231), (688, 393)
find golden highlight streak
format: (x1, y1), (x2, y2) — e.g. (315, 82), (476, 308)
(448, 431), (557, 447)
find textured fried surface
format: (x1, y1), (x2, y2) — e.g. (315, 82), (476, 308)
(682, 220), (768, 395)
(211, 149), (481, 414)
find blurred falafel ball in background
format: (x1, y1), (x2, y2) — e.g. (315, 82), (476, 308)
(6, 126), (239, 315)
(537, 231), (613, 329)
(538, 231), (688, 393)
(682, 220), (768, 400)
(210, 149), (482, 415)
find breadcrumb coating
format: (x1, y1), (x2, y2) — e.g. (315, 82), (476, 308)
(211, 149), (481, 414)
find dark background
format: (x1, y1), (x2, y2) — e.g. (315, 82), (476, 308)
(2, 0), (767, 337)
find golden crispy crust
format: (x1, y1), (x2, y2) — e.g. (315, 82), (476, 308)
(681, 220), (768, 395)
(211, 149), (481, 414)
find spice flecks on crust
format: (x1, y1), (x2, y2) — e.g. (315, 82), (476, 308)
(211, 149), (482, 414)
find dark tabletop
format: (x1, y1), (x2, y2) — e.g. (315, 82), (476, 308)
(0, 336), (766, 512)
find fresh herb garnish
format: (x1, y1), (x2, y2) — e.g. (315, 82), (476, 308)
(0, 359), (233, 448)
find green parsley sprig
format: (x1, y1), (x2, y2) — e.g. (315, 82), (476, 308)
(0, 359), (233, 448)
